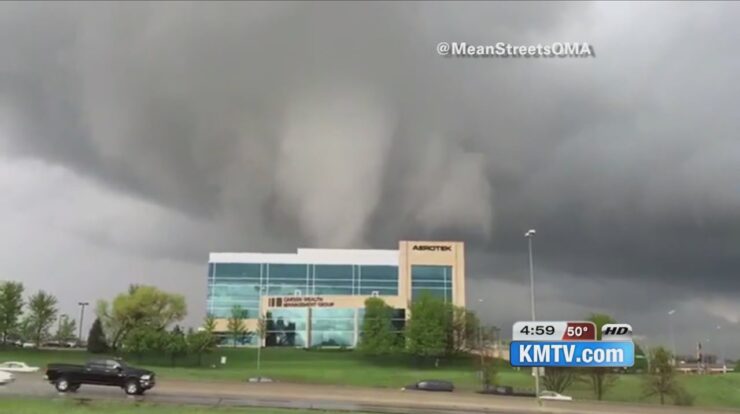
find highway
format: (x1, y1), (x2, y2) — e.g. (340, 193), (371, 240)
(1, 372), (734, 414)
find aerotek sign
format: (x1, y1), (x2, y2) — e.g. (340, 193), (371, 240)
(412, 245), (452, 252)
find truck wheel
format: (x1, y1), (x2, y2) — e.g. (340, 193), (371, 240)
(124, 380), (140, 395)
(55, 378), (70, 392)
(69, 384), (81, 392)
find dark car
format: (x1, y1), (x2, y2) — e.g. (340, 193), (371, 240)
(403, 380), (454, 392)
(45, 359), (155, 395)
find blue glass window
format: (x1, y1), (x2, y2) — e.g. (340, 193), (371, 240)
(266, 264), (308, 296)
(310, 308), (356, 347)
(411, 265), (452, 302)
(313, 265), (353, 295)
(358, 265), (398, 295)
(266, 308), (308, 347)
(207, 263), (262, 318)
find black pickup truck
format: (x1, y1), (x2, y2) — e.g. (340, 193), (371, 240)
(45, 359), (155, 395)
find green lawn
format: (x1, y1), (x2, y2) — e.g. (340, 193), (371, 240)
(0, 348), (492, 390)
(4, 348), (740, 409)
(0, 398), (373, 414)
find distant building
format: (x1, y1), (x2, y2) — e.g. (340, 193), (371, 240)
(676, 356), (733, 374)
(207, 241), (466, 347)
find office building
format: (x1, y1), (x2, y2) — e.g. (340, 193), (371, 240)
(207, 241), (465, 347)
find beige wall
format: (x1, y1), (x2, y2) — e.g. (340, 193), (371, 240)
(399, 240), (466, 308)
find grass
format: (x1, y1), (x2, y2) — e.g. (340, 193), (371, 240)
(0, 348), (491, 389)
(4, 348), (740, 409)
(0, 398), (375, 414)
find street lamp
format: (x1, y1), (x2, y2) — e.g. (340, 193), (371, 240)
(716, 325), (725, 369)
(668, 309), (676, 363)
(524, 229), (540, 402)
(254, 284), (267, 381)
(477, 299), (484, 373)
(77, 302), (89, 344)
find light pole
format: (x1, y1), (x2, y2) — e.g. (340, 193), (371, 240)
(525, 229), (540, 402)
(668, 309), (676, 364)
(77, 302), (89, 344)
(255, 285), (266, 381)
(477, 299), (484, 380)
(716, 325), (725, 370)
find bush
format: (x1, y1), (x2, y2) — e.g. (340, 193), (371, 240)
(480, 357), (498, 389)
(672, 387), (694, 406)
(542, 367), (577, 393)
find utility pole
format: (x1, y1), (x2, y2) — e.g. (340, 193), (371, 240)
(525, 229), (541, 404)
(477, 298), (484, 377)
(78, 302), (89, 344)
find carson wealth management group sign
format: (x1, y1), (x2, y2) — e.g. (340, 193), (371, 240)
(268, 296), (335, 308)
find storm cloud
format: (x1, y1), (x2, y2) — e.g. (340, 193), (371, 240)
(2, 2), (740, 356)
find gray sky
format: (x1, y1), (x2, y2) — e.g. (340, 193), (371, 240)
(2, 2), (739, 357)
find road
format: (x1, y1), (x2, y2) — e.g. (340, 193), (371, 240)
(1, 372), (736, 414)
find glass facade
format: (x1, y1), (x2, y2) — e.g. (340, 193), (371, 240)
(266, 308), (308, 347)
(208, 263), (399, 318)
(310, 308), (356, 347)
(411, 265), (453, 302)
(207, 263), (262, 319)
(207, 243), (462, 348)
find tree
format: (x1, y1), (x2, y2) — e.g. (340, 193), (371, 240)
(165, 326), (188, 366)
(0, 281), (24, 345)
(17, 317), (34, 343)
(55, 315), (77, 343)
(448, 305), (479, 355)
(203, 313), (217, 333)
(358, 297), (396, 355)
(122, 326), (157, 361)
(583, 313), (618, 400)
(406, 293), (449, 360)
(87, 318), (109, 354)
(543, 367), (577, 393)
(255, 315), (267, 347)
(479, 348), (498, 391)
(97, 285), (187, 350)
(227, 305), (247, 347)
(25, 290), (58, 347)
(643, 346), (690, 405)
(188, 330), (216, 366)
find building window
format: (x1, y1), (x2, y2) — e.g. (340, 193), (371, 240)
(267, 264), (308, 296)
(313, 265), (353, 295)
(207, 263), (262, 319)
(358, 265), (398, 295)
(411, 265), (453, 302)
(310, 308), (355, 348)
(266, 308), (307, 347)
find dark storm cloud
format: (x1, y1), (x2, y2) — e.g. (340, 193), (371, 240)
(3, 1), (740, 341)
